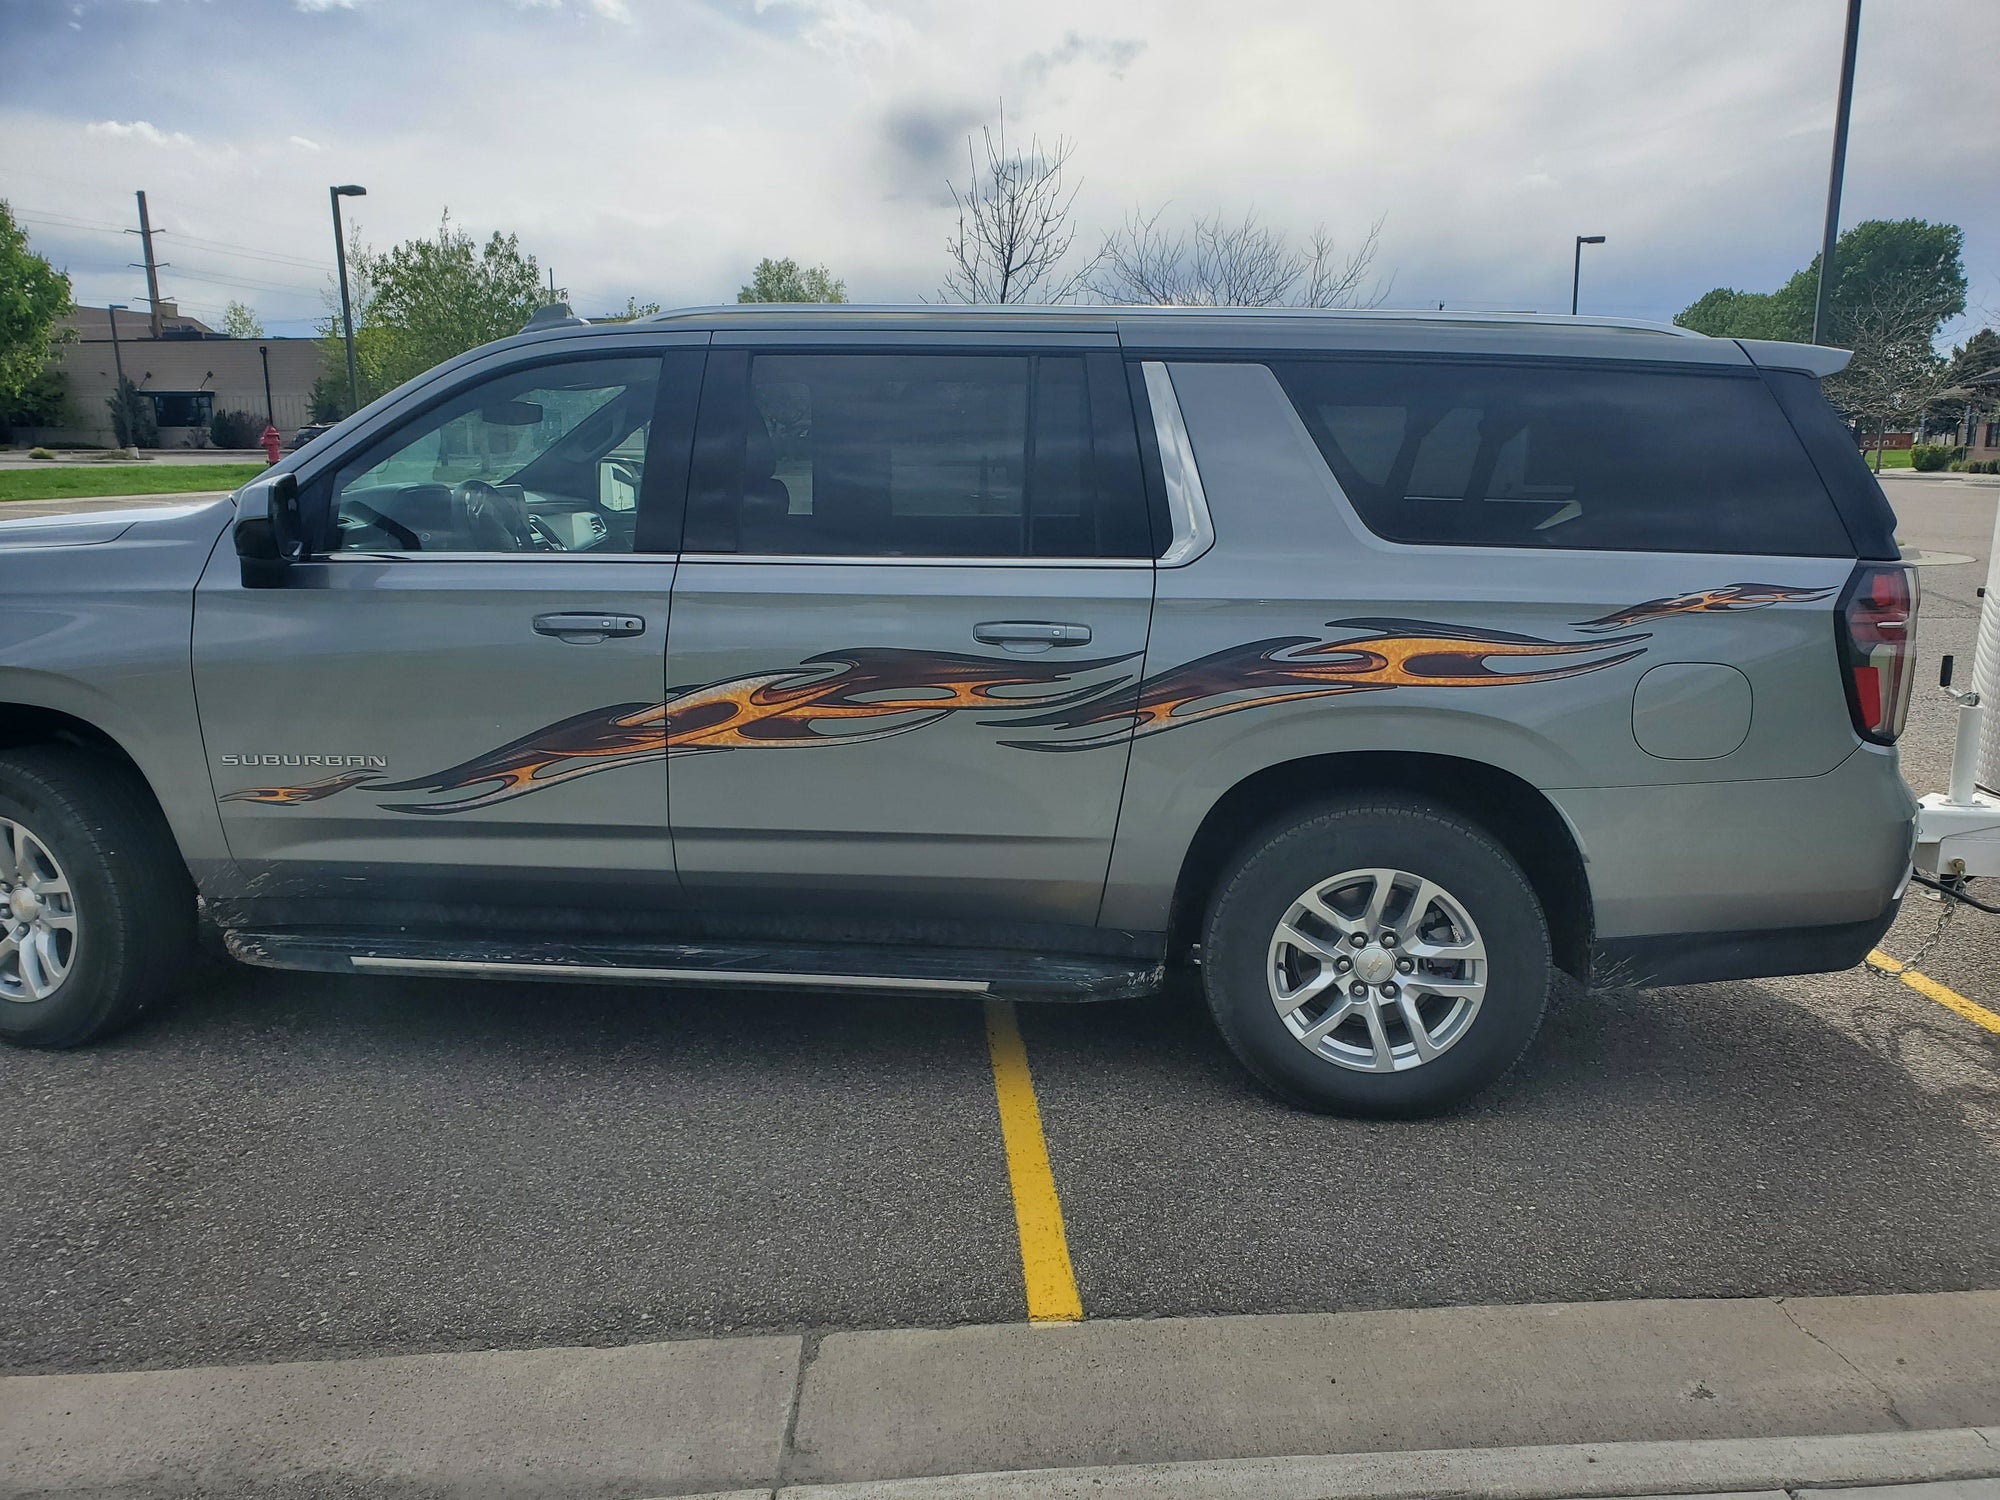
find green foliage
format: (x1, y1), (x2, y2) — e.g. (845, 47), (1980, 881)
(209, 408), (264, 448)
(1675, 219), (1966, 344)
(1910, 443), (1957, 471)
(219, 300), (265, 339)
(307, 369), (351, 424)
(737, 257), (847, 304)
(320, 213), (561, 403)
(28, 448), (55, 460)
(600, 297), (663, 322)
(0, 364), (69, 439)
(0, 200), (74, 404)
(1672, 286), (1791, 340)
(105, 376), (158, 449)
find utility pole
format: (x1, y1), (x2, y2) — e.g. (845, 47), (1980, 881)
(259, 344), (275, 426)
(1812, 0), (1863, 345)
(329, 184), (367, 413)
(129, 191), (167, 338)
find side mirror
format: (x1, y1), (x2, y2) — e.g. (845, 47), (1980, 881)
(235, 472), (305, 588)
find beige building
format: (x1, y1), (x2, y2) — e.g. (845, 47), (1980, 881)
(22, 304), (323, 449)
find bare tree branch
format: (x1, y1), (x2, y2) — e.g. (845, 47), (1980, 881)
(938, 109), (1096, 305)
(1091, 207), (1391, 308)
(1823, 280), (1960, 441)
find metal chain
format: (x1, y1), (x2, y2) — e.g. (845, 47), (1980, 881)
(1897, 890), (1959, 973)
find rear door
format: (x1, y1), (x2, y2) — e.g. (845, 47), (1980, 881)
(193, 339), (703, 916)
(664, 338), (1155, 927)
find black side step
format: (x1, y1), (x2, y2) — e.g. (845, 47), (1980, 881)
(224, 930), (1164, 1004)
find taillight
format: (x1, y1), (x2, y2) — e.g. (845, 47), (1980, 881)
(1837, 564), (1918, 744)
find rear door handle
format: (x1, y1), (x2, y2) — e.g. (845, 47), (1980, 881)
(973, 621), (1094, 648)
(533, 612), (645, 641)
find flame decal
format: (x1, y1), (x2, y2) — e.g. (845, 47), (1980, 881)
(1006, 619), (1650, 750)
(1575, 583), (1834, 633)
(368, 648), (1133, 813)
(219, 770), (384, 805)
(222, 615), (1672, 813)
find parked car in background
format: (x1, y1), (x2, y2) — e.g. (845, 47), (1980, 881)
(0, 306), (1916, 1114)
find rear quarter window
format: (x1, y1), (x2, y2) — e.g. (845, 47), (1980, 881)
(1272, 358), (1854, 556)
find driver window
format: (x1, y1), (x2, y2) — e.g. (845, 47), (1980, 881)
(329, 356), (659, 554)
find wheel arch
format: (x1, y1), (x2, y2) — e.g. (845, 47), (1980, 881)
(1168, 751), (1593, 980)
(0, 702), (191, 872)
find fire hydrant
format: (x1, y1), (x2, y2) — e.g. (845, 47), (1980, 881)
(260, 425), (283, 466)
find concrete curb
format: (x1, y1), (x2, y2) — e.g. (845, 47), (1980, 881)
(6, 1293), (1998, 1496)
(700, 1429), (2000, 1499)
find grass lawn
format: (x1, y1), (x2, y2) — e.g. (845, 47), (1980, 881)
(0, 463), (265, 503)
(1868, 448), (1913, 469)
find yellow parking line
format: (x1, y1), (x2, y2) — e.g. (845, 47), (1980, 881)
(1867, 950), (2000, 1035)
(984, 999), (1084, 1324)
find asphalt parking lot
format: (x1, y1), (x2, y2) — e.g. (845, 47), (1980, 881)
(2, 476), (1996, 1380)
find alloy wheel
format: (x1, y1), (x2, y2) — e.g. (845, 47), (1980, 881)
(0, 817), (80, 1003)
(1265, 866), (1487, 1073)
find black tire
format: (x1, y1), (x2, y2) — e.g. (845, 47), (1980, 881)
(1202, 795), (1551, 1117)
(0, 747), (194, 1048)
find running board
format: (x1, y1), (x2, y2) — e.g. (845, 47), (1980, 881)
(223, 930), (1164, 1003)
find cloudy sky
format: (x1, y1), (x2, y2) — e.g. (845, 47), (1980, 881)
(2, 0), (1995, 340)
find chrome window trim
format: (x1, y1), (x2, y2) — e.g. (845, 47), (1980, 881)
(678, 553), (1152, 569)
(319, 551), (1149, 568)
(1141, 361), (1216, 567)
(321, 551), (676, 564)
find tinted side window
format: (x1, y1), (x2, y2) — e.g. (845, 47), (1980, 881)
(685, 352), (1151, 558)
(1273, 359), (1852, 556)
(330, 357), (661, 554)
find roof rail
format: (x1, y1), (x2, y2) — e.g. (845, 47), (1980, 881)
(640, 303), (1707, 337)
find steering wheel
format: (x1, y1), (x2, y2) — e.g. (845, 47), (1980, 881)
(451, 479), (540, 552)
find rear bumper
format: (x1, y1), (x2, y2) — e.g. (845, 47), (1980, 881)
(1587, 898), (1901, 990)
(1548, 744), (1916, 946)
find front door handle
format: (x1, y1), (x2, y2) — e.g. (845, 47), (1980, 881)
(533, 612), (645, 642)
(973, 621), (1094, 648)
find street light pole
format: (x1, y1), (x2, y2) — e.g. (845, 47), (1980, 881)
(106, 304), (137, 450)
(329, 184), (367, 413)
(1812, 0), (1863, 345)
(259, 343), (275, 427)
(1571, 235), (1606, 316)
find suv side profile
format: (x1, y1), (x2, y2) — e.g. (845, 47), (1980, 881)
(0, 307), (1917, 1115)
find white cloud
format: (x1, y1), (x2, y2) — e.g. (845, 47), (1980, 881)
(287, 135), (325, 152)
(16, 0), (1999, 332)
(294, 0), (365, 11)
(84, 119), (195, 148)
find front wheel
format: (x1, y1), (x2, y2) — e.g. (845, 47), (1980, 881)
(0, 749), (193, 1048)
(1202, 796), (1552, 1117)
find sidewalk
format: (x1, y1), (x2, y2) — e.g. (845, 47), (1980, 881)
(5, 1291), (1997, 1497)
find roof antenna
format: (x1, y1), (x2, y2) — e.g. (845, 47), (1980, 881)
(522, 303), (586, 332)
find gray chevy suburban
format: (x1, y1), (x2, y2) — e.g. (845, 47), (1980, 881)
(0, 306), (1917, 1115)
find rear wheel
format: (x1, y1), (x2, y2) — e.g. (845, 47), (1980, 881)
(1202, 796), (1551, 1116)
(0, 749), (193, 1048)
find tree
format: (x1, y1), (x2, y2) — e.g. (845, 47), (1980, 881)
(219, 300), (264, 339)
(1930, 327), (2000, 437)
(1821, 283), (1960, 468)
(1675, 219), (1966, 344)
(601, 296), (664, 322)
(0, 366), (68, 441)
(1092, 207), (1391, 308)
(738, 259), (846, 304)
(320, 212), (560, 404)
(0, 200), (74, 405)
(939, 112), (1094, 304)
(106, 376), (158, 449)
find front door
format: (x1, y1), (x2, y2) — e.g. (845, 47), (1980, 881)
(665, 343), (1156, 928)
(194, 345), (701, 920)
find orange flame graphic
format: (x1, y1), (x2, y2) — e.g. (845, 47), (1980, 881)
(1009, 619), (1649, 750)
(1574, 583), (1833, 633)
(370, 648), (1131, 813)
(219, 770), (384, 805)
